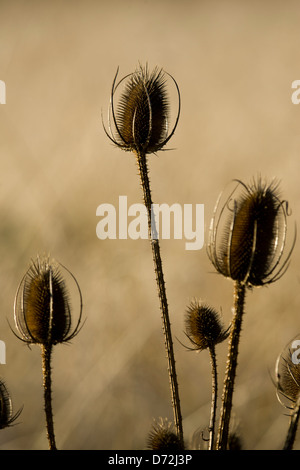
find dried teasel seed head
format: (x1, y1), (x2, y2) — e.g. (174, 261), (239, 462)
(13, 255), (83, 346)
(103, 64), (180, 155)
(0, 379), (22, 430)
(208, 176), (296, 287)
(184, 300), (230, 351)
(275, 339), (300, 409)
(147, 418), (184, 450)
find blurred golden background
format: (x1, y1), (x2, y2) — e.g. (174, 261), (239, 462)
(1, 0), (300, 450)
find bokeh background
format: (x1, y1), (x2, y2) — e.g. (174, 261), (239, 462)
(1, 0), (300, 450)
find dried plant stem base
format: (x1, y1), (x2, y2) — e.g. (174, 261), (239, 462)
(283, 396), (300, 450)
(41, 344), (57, 450)
(217, 281), (246, 450)
(135, 150), (183, 446)
(208, 345), (218, 450)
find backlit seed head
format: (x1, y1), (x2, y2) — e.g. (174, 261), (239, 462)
(103, 64), (180, 155)
(13, 256), (83, 346)
(208, 176), (296, 287)
(0, 379), (22, 429)
(147, 418), (184, 450)
(275, 340), (300, 409)
(184, 300), (230, 351)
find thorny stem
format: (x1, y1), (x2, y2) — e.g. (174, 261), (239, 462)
(216, 281), (246, 450)
(208, 345), (218, 450)
(41, 344), (57, 450)
(135, 150), (184, 447)
(283, 396), (300, 450)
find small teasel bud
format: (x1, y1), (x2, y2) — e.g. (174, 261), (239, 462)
(147, 418), (184, 450)
(103, 63), (180, 155)
(0, 379), (22, 430)
(184, 301), (229, 450)
(184, 300), (229, 351)
(208, 176), (296, 287)
(13, 255), (82, 345)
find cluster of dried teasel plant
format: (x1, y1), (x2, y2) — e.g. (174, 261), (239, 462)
(103, 63), (298, 451)
(0, 63), (298, 450)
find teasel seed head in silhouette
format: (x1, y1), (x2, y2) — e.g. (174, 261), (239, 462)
(207, 176), (296, 287)
(0, 379), (22, 430)
(147, 418), (184, 450)
(13, 255), (83, 346)
(103, 63), (180, 155)
(184, 301), (230, 351)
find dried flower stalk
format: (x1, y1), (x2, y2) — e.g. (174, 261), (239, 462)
(103, 64), (183, 444)
(208, 176), (295, 449)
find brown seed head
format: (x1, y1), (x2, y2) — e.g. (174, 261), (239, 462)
(0, 379), (22, 430)
(14, 256), (83, 346)
(103, 64), (180, 155)
(184, 300), (229, 351)
(147, 418), (184, 450)
(208, 176), (296, 287)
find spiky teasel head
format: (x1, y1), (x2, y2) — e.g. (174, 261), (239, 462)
(13, 255), (83, 346)
(208, 176), (296, 288)
(0, 379), (22, 430)
(184, 300), (229, 351)
(103, 63), (180, 155)
(275, 340), (300, 409)
(147, 418), (184, 450)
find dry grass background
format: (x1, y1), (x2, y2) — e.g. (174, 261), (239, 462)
(0, 0), (300, 450)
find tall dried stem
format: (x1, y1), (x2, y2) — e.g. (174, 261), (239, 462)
(208, 345), (218, 450)
(41, 344), (57, 450)
(136, 149), (183, 446)
(216, 281), (246, 450)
